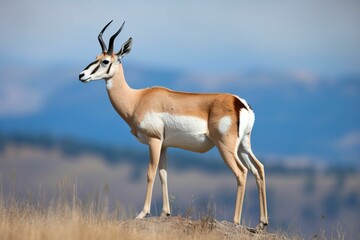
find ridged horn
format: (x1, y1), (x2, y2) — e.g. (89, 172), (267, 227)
(107, 21), (125, 55)
(98, 20), (113, 53)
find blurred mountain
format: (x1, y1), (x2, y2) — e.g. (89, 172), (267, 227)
(0, 64), (359, 165)
(1, 130), (359, 237)
(0, 131), (357, 176)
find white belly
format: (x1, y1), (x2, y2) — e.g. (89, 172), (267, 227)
(163, 130), (214, 153)
(137, 112), (214, 153)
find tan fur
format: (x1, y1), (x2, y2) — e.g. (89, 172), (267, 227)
(106, 65), (241, 141)
(80, 51), (268, 229)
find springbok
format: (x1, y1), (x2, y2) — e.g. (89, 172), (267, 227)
(79, 21), (268, 230)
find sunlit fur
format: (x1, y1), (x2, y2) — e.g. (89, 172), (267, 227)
(79, 24), (268, 230)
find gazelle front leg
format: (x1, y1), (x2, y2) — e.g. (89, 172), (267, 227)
(136, 137), (162, 219)
(159, 148), (171, 217)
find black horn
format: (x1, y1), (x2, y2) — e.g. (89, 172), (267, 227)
(98, 20), (113, 53)
(107, 21), (125, 55)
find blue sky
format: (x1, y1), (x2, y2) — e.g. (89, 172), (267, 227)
(1, 0), (359, 75)
(0, 2), (359, 235)
(0, 0), (359, 115)
(0, 0), (359, 166)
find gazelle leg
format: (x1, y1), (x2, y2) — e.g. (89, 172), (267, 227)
(216, 141), (248, 225)
(159, 148), (170, 217)
(239, 134), (268, 229)
(248, 150), (268, 229)
(136, 138), (162, 219)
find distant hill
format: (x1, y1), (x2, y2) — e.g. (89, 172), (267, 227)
(1, 131), (359, 238)
(1, 131), (357, 177)
(0, 65), (359, 168)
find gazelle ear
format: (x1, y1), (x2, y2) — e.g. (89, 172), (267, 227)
(117, 37), (132, 60)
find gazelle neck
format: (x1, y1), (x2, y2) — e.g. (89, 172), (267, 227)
(105, 64), (140, 124)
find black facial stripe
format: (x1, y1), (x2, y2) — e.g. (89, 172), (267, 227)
(106, 63), (113, 74)
(84, 60), (99, 71)
(90, 64), (100, 75)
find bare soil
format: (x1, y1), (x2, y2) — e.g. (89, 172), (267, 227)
(117, 216), (290, 240)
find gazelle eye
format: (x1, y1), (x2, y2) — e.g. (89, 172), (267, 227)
(102, 60), (110, 65)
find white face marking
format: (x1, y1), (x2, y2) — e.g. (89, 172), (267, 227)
(79, 56), (118, 82)
(218, 116), (232, 135)
(138, 112), (214, 152)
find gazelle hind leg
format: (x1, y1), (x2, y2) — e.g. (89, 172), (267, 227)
(239, 133), (268, 229)
(159, 148), (170, 217)
(216, 139), (248, 225)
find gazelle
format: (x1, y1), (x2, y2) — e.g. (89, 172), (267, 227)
(79, 21), (268, 230)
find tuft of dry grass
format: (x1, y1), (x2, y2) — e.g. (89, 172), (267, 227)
(0, 177), (298, 240)
(0, 207), (290, 240)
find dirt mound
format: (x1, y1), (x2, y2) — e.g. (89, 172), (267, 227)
(118, 216), (287, 240)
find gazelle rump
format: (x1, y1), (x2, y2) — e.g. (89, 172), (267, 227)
(79, 21), (268, 230)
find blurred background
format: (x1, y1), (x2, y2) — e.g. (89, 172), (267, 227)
(0, 0), (359, 238)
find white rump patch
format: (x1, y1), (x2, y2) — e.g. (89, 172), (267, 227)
(236, 96), (250, 110)
(238, 108), (250, 139)
(233, 95), (255, 138)
(218, 116), (232, 135)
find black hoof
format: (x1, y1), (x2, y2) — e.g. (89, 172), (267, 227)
(246, 227), (258, 233)
(160, 212), (171, 217)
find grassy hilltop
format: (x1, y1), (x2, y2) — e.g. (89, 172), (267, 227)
(0, 200), (294, 240)
(0, 134), (355, 239)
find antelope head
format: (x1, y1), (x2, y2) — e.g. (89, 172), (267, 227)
(79, 20), (132, 83)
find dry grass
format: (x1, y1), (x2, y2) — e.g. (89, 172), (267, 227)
(0, 207), (290, 240)
(0, 177), (297, 240)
